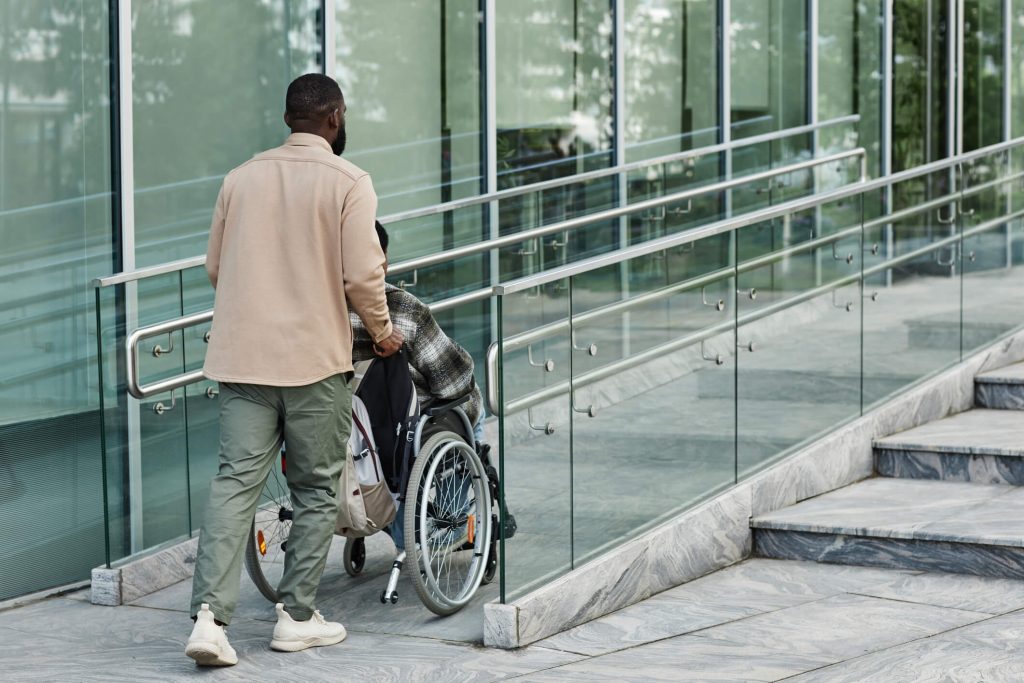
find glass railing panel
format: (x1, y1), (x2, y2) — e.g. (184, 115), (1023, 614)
(96, 283), (129, 566)
(862, 193), (964, 408)
(134, 274), (192, 549)
(497, 281), (572, 602)
(960, 151), (1024, 353)
(734, 196), (863, 476)
(568, 241), (736, 564)
(181, 267), (219, 529)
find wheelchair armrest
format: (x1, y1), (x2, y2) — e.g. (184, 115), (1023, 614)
(424, 394), (470, 417)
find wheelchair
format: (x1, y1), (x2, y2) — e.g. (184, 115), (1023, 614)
(243, 356), (501, 616)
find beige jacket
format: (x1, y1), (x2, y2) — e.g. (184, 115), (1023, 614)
(204, 133), (392, 386)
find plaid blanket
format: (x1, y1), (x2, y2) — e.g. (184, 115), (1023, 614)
(351, 284), (483, 426)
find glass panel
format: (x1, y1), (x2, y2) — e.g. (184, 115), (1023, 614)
(569, 241), (736, 563)
(623, 0), (719, 161)
(862, 188), (963, 408)
(336, 0), (483, 214)
(730, 0), (808, 139)
(735, 197), (863, 476)
(0, 1), (113, 599)
(962, 0), (1004, 152)
(135, 275), (191, 548)
(960, 152), (1024, 352)
(497, 282), (572, 601)
(181, 267), (218, 528)
(132, 0), (321, 266)
(818, 0), (885, 177)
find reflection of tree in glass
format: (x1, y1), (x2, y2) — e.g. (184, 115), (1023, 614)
(132, 0), (319, 189)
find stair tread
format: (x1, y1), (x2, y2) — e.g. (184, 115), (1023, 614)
(751, 478), (1024, 548)
(873, 409), (1024, 456)
(976, 362), (1024, 385)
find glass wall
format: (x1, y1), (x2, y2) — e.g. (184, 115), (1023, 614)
(819, 0), (884, 175)
(1014, 0), (1024, 137)
(962, 0), (1004, 152)
(730, 0), (808, 140)
(132, 0), (321, 268)
(0, 0), (113, 601)
(623, 0), (719, 160)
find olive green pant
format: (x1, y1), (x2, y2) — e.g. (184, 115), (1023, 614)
(190, 374), (351, 625)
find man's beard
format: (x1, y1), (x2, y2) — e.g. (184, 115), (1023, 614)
(332, 126), (347, 156)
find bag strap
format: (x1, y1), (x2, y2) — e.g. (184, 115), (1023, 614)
(352, 413), (382, 482)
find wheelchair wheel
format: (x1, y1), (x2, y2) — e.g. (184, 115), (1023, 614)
(404, 430), (492, 616)
(343, 537), (365, 576)
(244, 452), (291, 603)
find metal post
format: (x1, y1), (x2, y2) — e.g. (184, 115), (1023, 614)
(117, 0), (143, 553)
(485, 0), (498, 343)
(323, 0), (336, 77)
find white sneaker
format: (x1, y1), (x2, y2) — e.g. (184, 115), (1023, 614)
(185, 603), (238, 666)
(270, 603), (347, 652)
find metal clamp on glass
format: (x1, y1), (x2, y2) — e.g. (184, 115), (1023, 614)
(397, 270), (418, 290)
(152, 333), (175, 358)
(667, 199), (693, 216)
(832, 242), (854, 264)
(153, 390), (177, 415)
(937, 205), (957, 224)
(527, 408), (555, 435)
(936, 247), (957, 267)
(514, 238), (539, 257)
(737, 341), (757, 353)
(832, 289), (854, 312)
(205, 386), (219, 399)
(571, 330), (598, 356)
(527, 346), (555, 372)
(701, 286), (726, 312)
(737, 288), (757, 301)
(701, 340), (724, 365)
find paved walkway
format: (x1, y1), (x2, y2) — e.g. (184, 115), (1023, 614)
(4, 558), (1024, 681)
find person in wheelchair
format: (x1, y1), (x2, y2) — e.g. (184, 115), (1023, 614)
(350, 221), (485, 441)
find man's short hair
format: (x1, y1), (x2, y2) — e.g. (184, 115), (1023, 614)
(375, 221), (389, 254)
(285, 74), (343, 120)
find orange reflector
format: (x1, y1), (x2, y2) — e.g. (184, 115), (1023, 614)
(257, 529), (267, 556)
(467, 515), (475, 545)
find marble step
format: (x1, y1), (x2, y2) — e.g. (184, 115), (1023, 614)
(752, 478), (1024, 580)
(873, 409), (1024, 486)
(975, 362), (1024, 410)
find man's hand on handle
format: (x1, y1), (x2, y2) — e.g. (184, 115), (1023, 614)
(373, 329), (404, 357)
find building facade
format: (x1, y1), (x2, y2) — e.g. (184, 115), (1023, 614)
(1, 0), (1021, 601)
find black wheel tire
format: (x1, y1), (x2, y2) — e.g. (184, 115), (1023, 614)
(244, 518), (281, 603)
(390, 592), (398, 604)
(380, 590), (388, 604)
(481, 540), (498, 585)
(343, 537), (366, 577)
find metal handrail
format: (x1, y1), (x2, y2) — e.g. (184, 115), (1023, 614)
(126, 310), (213, 399)
(493, 136), (1024, 296)
(93, 115), (861, 288)
(491, 209), (1023, 416)
(484, 135), (1024, 414)
(388, 147), (866, 276)
(119, 150), (865, 399)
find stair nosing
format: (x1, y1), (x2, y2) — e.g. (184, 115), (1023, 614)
(751, 520), (1024, 549)
(872, 441), (1024, 458)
